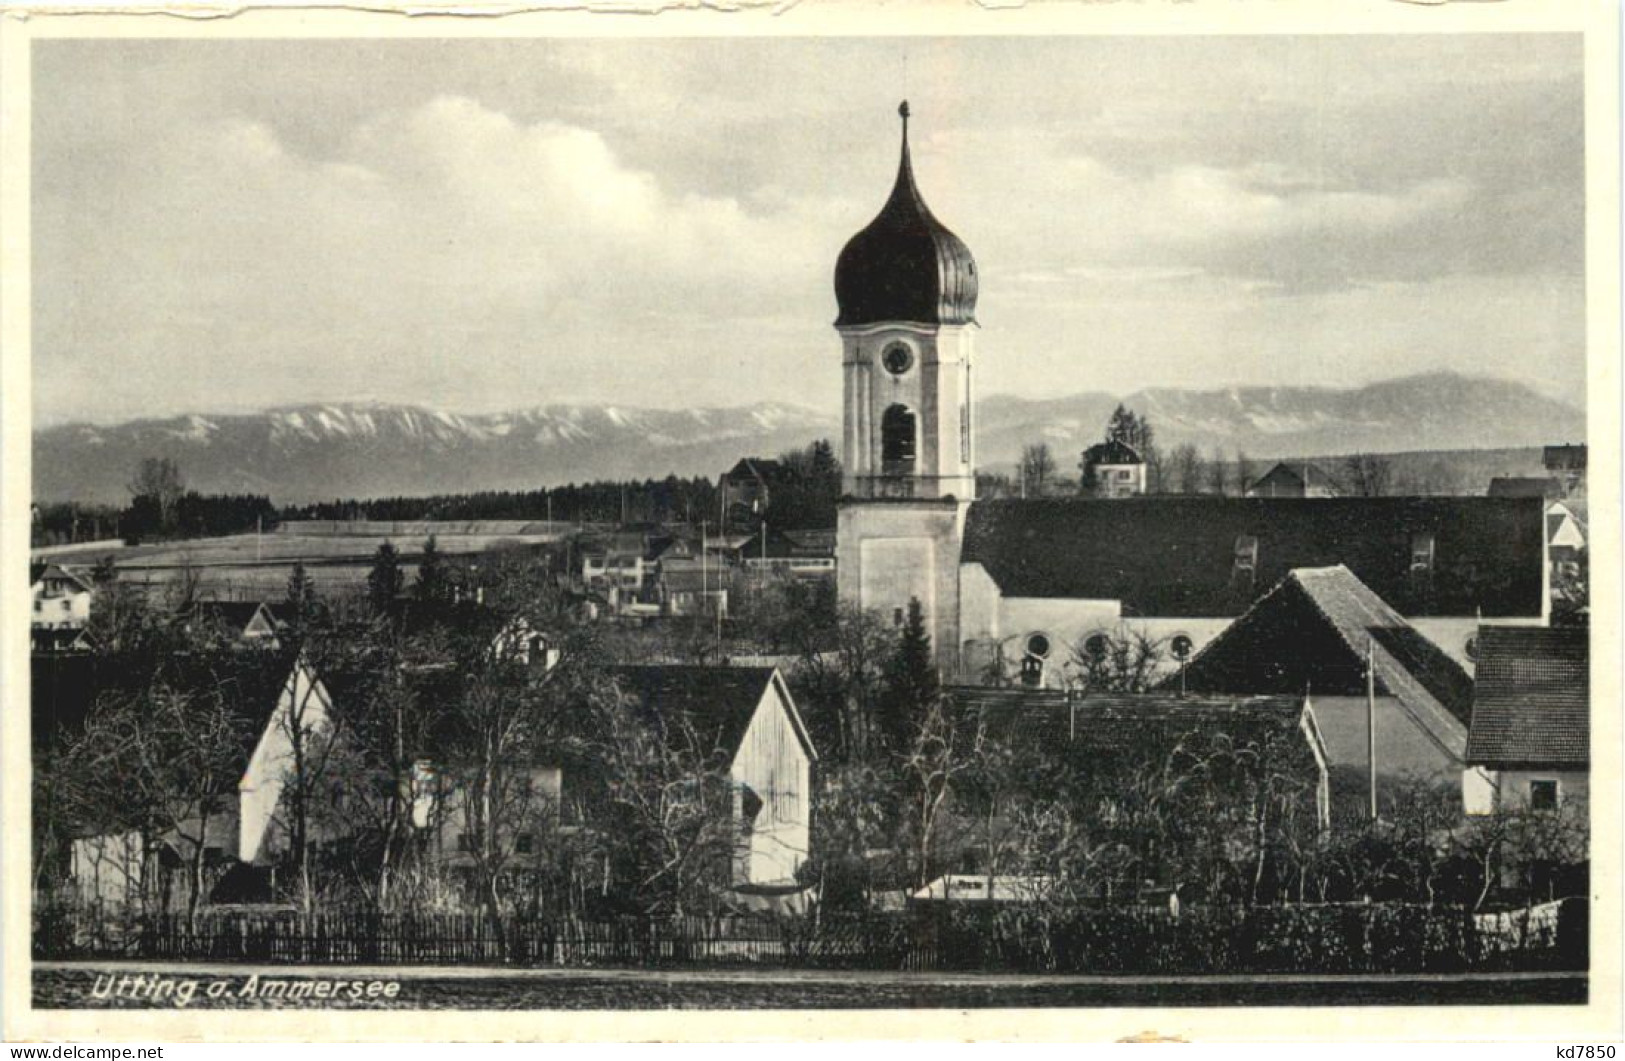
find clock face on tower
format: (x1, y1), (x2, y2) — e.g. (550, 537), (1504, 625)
(882, 343), (913, 375)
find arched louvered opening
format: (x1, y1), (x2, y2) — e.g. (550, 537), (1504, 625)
(881, 404), (917, 474)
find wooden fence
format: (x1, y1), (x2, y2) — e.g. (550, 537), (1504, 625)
(34, 901), (1586, 974)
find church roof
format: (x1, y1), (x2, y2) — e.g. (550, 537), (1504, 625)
(834, 102), (977, 328)
(959, 496), (1545, 618)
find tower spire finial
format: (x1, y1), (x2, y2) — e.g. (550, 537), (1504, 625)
(899, 100), (910, 145)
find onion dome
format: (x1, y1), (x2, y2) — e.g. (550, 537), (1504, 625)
(834, 101), (978, 328)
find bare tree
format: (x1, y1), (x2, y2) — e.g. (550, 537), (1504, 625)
(1019, 443), (1058, 498)
(1206, 447), (1231, 497)
(1168, 444), (1205, 495)
(1342, 453), (1394, 497)
(128, 457), (186, 532)
(1235, 450), (1256, 497)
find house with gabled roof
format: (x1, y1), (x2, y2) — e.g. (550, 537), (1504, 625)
(1080, 439), (1147, 498)
(1170, 566), (1473, 812)
(190, 600), (282, 647)
(1246, 462), (1342, 499)
(721, 457), (790, 527)
(610, 666), (817, 888)
(1462, 626), (1588, 815)
(30, 562), (92, 633)
(56, 649), (321, 907)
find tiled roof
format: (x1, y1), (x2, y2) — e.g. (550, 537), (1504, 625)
(724, 458), (787, 484)
(1082, 439), (1143, 466)
(32, 650), (299, 783)
(960, 496), (1544, 617)
(948, 687), (1316, 758)
(29, 563), (90, 591)
(1488, 477), (1564, 500)
(610, 665), (813, 762)
(1250, 462), (1341, 493)
(1465, 626), (1589, 768)
(1174, 566), (1472, 761)
(194, 600), (272, 633)
(736, 527), (833, 560)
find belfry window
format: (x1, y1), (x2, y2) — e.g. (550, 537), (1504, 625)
(881, 404), (917, 473)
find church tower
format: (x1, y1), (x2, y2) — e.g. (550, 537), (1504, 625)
(834, 102), (977, 670)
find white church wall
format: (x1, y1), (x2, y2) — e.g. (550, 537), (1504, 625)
(1413, 615), (1548, 674)
(838, 499), (968, 669)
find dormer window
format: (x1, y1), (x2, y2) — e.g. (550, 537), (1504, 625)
(1411, 533), (1436, 574)
(1232, 534), (1259, 591)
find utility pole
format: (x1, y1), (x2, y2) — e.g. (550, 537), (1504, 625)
(1367, 636), (1378, 821)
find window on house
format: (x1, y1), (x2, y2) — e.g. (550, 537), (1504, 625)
(61, 600), (72, 611)
(881, 404), (917, 472)
(893, 607), (905, 627)
(515, 833), (534, 855)
(1529, 779), (1558, 811)
(33, 601), (41, 612)
(456, 833), (474, 853)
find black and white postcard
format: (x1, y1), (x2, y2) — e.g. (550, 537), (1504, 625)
(2, 0), (1619, 1042)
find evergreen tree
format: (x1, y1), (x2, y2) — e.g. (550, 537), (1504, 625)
(284, 560), (318, 628)
(878, 598), (940, 758)
(366, 542), (403, 616)
(414, 535), (452, 605)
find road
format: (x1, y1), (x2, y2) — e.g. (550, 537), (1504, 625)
(33, 962), (1587, 1010)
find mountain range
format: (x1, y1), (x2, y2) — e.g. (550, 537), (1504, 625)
(33, 372), (1583, 505)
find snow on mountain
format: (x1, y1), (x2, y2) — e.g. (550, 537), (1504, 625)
(32, 373), (1582, 505)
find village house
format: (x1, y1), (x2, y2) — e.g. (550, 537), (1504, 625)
(719, 457), (790, 528)
(611, 666), (817, 888)
(735, 526), (837, 580)
(1171, 566), (1474, 813)
(189, 600), (282, 647)
(1462, 626), (1588, 815)
(1246, 462), (1342, 498)
(415, 664), (817, 892)
(30, 562), (93, 634)
(1542, 444), (1587, 496)
(1080, 439), (1148, 498)
(656, 565), (732, 618)
(53, 651), (313, 908)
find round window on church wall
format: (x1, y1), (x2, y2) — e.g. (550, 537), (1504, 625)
(1083, 633), (1111, 661)
(1170, 634), (1195, 661)
(1026, 633), (1051, 660)
(882, 343), (914, 376)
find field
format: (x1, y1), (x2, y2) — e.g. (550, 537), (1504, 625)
(73, 522), (600, 599)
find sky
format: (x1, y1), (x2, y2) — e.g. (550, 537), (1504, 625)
(32, 34), (1585, 427)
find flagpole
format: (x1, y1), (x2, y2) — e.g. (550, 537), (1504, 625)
(1367, 636), (1378, 821)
